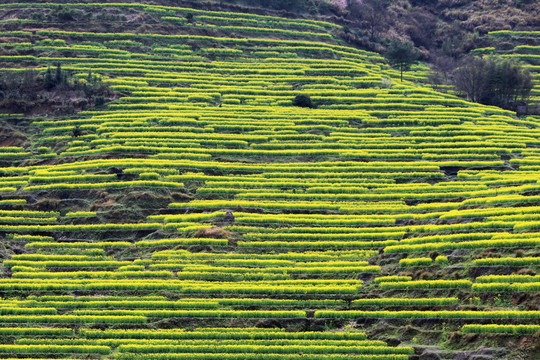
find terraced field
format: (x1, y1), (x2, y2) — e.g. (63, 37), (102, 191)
(0, 2), (539, 360)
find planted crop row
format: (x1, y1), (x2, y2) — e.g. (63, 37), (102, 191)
(461, 324), (540, 334)
(314, 310), (540, 319)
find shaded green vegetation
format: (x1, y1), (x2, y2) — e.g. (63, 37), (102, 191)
(453, 55), (532, 111)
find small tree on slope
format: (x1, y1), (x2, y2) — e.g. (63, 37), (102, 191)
(385, 40), (419, 82)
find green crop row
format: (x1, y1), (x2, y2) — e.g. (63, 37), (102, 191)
(373, 276), (412, 283)
(0, 278), (360, 294)
(0, 199), (26, 206)
(475, 275), (540, 283)
(6, 234), (54, 242)
(472, 283), (540, 292)
(384, 238), (540, 253)
(174, 271), (290, 281)
(488, 30), (540, 37)
(0, 327), (74, 336)
(80, 328), (369, 340)
(192, 15), (328, 32)
(0, 307), (57, 315)
(473, 257), (540, 266)
(73, 309), (306, 319)
(314, 310), (540, 319)
(12, 271), (174, 279)
(28, 174), (117, 184)
(23, 180), (184, 191)
(117, 343), (413, 355)
(117, 353), (410, 360)
(25, 241), (132, 249)
(461, 324), (540, 334)
(0, 216), (57, 224)
(0, 315), (147, 324)
(0, 223), (162, 232)
(0, 344), (110, 355)
(14, 299), (218, 310)
(135, 238), (228, 247)
(16, 338), (388, 349)
(3, 260), (133, 269)
(230, 225), (401, 234)
(237, 240), (399, 250)
(242, 232), (404, 241)
(150, 249), (376, 262)
(398, 258), (432, 267)
(351, 298), (458, 306)
(378, 280), (472, 290)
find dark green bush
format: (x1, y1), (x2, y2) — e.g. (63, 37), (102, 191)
(292, 94), (315, 108)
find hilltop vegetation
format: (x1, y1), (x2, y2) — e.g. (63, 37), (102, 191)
(1, 0), (538, 113)
(0, 1), (539, 360)
(195, 1), (539, 57)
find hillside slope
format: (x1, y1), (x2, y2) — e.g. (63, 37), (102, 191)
(0, 2), (539, 360)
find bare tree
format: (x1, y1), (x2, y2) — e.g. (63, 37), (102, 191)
(453, 57), (489, 103)
(347, 0), (389, 40)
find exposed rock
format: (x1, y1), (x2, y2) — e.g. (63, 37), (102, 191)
(108, 167), (122, 175)
(453, 347), (506, 360)
(448, 249), (469, 261)
(31, 197), (60, 211)
(468, 266), (504, 278)
(419, 351), (442, 360)
(385, 337), (401, 347)
(122, 191), (173, 212)
(193, 226), (232, 239)
(116, 172), (137, 180)
(223, 210), (235, 223)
